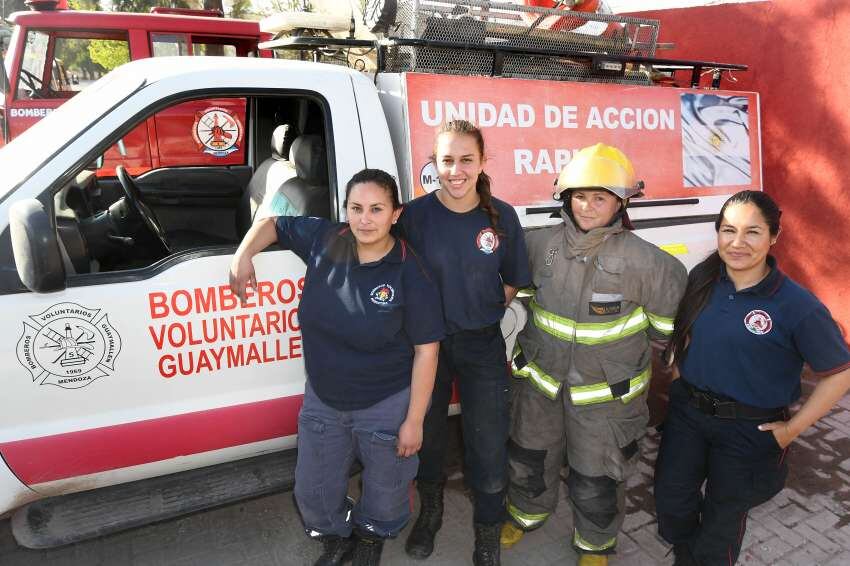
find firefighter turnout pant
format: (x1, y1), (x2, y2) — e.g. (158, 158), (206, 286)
(506, 374), (647, 555)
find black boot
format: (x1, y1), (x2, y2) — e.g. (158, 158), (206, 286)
(405, 480), (445, 559)
(473, 523), (501, 566)
(352, 530), (384, 566)
(314, 535), (354, 566)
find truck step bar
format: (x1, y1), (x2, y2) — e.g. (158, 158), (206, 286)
(11, 449), (299, 549)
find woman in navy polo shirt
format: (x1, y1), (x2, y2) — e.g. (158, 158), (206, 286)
(230, 169), (444, 566)
(654, 190), (850, 566)
(401, 120), (532, 566)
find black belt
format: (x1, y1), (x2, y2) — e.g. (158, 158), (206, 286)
(680, 380), (787, 421)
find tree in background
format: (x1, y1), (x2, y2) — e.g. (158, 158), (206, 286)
(69, 0), (101, 10)
(87, 38), (130, 73)
(228, 0), (252, 18)
(2, 0), (28, 20)
(112, 0), (200, 12)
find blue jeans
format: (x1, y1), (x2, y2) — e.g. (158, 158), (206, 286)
(654, 379), (788, 566)
(294, 382), (418, 539)
(416, 325), (511, 524)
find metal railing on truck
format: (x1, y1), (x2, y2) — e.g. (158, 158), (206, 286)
(260, 0), (746, 89)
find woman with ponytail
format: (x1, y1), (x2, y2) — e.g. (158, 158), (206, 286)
(654, 190), (850, 566)
(399, 120), (531, 566)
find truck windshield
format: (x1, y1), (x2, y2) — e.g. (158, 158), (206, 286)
(2, 25), (15, 92)
(0, 69), (145, 201)
(17, 30), (130, 100)
(17, 30), (49, 99)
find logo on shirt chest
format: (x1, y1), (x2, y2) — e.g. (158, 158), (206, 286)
(744, 309), (773, 335)
(475, 228), (500, 255)
(370, 284), (396, 305)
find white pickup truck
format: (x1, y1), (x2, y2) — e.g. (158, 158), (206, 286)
(0, 3), (759, 548)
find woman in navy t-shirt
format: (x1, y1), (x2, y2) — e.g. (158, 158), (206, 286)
(654, 190), (850, 566)
(401, 120), (532, 565)
(230, 169), (444, 566)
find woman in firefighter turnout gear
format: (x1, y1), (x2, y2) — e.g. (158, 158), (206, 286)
(501, 144), (687, 565)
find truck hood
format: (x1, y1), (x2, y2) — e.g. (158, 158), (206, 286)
(0, 67), (145, 201)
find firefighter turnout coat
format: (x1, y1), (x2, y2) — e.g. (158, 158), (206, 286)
(507, 210), (687, 553)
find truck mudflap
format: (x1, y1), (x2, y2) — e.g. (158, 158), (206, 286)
(11, 449), (299, 549)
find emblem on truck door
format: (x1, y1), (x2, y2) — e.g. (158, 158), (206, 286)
(16, 303), (122, 389)
(192, 107), (243, 157)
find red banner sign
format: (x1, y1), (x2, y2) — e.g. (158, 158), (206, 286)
(405, 73), (761, 204)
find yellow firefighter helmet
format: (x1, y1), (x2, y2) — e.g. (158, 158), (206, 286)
(554, 143), (644, 200)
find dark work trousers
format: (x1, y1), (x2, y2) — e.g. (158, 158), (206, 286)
(654, 379), (788, 566)
(416, 325), (511, 524)
(294, 382), (419, 539)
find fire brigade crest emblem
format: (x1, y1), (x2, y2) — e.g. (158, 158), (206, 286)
(370, 284), (395, 305)
(16, 303), (122, 389)
(193, 107), (243, 157)
(744, 309), (773, 335)
(476, 228), (500, 255)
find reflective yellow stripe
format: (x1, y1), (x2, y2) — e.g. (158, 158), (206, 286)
(530, 299), (576, 341)
(568, 367), (651, 406)
(530, 299), (649, 345)
(646, 311), (675, 335)
(511, 349), (562, 400)
(516, 287), (536, 298)
(573, 529), (616, 552)
(659, 243), (689, 256)
(507, 502), (548, 529)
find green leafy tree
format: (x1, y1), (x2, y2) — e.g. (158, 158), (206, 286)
(88, 39), (130, 72)
(68, 0), (101, 10)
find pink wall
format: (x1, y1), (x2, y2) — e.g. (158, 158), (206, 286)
(632, 0), (850, 337)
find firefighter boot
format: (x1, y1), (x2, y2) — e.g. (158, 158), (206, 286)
(405, 480), (444, 559)
(351, 530), (384, 566)
(577, 554), (608, 566)
(500, 521), (525, 548)
(314, 535), (354, 566)
(473, 523), (501, 566)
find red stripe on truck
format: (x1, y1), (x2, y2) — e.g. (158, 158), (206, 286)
(0, 395), (303, 485)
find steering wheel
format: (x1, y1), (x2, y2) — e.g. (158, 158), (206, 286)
(19, 69), (46, 99)
(116, 166), (171, 254)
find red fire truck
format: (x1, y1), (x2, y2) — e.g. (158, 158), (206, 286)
(0, 0), (268, 173)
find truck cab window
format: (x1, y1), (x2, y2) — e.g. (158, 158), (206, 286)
(192, 42), (237, 57)
(152, 34), (189, 57)
(50, 94), (333, 276)
(16, 31), (129, 100)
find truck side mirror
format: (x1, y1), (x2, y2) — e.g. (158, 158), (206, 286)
(9, 199), (66, 293)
